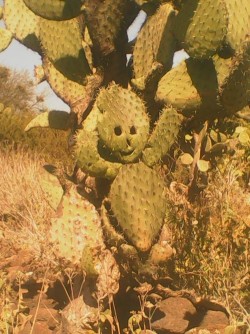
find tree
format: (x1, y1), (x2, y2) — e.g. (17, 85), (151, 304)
(0, 65), (44, 112)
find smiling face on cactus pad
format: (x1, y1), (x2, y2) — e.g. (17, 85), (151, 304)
(96, 84), (150, 163)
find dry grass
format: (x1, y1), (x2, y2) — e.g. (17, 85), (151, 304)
(0, 136), (249, 331)
(0, 145), (61, 282)
(0, 146), (54, 231)
(0, 146), (57, 332)
(167, 149), (250, 326)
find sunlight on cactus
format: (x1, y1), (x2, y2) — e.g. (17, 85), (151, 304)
(0, 0), (249, 333)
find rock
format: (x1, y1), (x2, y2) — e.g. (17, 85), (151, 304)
(151, 297), (197, 334)
(61, 296), (98, 334)
(29, 307), (60, 329)
(199, 310), (229, 329)
(186, 310), (229, 334)
(19, 321), (53, 334)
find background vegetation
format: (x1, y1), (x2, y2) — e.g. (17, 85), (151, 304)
(0, 65), (249, 332)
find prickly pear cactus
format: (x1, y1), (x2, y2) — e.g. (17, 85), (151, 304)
(1, 0), (249, 331)
(23, 0), (84, 20)
(102, 163), (174, 279)
(109, 163), (166, 252)
(74, 83), (182, 178)
(132, 3), (176, 91)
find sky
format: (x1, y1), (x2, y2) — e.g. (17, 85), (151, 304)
(0, 3), (187, 111)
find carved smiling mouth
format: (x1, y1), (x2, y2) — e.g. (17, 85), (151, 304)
(120, 148), (134, 156)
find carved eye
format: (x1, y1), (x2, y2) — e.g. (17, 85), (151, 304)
(114, 126), (122, 136)
(130, 126), (136, 135)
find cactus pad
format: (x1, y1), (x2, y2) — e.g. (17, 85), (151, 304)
(223, 0), (250, 53)
(25, 110), (71, 131)
(132, 3), (176, 90)
(83, 0), (129, 55)
(142, 107), (183, 166)
(39, 17), (90, 82)
(0, 28), (12, 52)
(23, 0), (84, 20)
(156, 58), (218, 112)
(96, 84), (150, 164)
(3, 0), (40, 52)
(25, 110), (70, 131)
(75, 126), (122, 179)
(109, 163), (166, 252)
(134, 0), (166, 14)
(50, 187), (105, 275)
(219, 43), (250, 114)
(42, 58), (88, 107)
(38, 167), (64, 211)
(173, 0), (228, 58)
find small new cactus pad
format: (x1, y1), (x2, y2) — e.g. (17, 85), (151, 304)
(223, 0), (250, 54)
(39, 17), (90, 82)
(156, 58), (218, 112)
(50, 187), (105, 276)
(23, 0), (83, 20)
(132, 3), (176, 89)
(173, 0), (228, 58)
(142, 107), (183, 167)
(3, 0), (40, 52)
(25, 110), (71, 131)
(109, 163), (166, 252)
(0, 28), (12, 52)
(96, 84), (150, 163)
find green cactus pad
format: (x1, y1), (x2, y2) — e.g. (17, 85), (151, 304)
(25, 110), (71, 131)
(96, 84), (150, 163)
(134, 0), (166, 14)
(101, 201), (126, 248)
(83, 0), (129, 55)
(133, 3), (176, 89)
(38, 166), (64, 211)
(50, 187), (105, 275)
(3, 0), (40, 52)
(23, 0), (83, 20)
(75, 125), (122, 179)
(156, 58), (218, 112)
(109, 163), (166, 252)
(39, 17), (91, 82)
(0, 28), (13, 52)
(42, 58), (88, 108)
(173, 0), (228, 58)
(219, 43), (250, 114)
(142, 107), (183, 166)
(223, 0), (250, 53)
